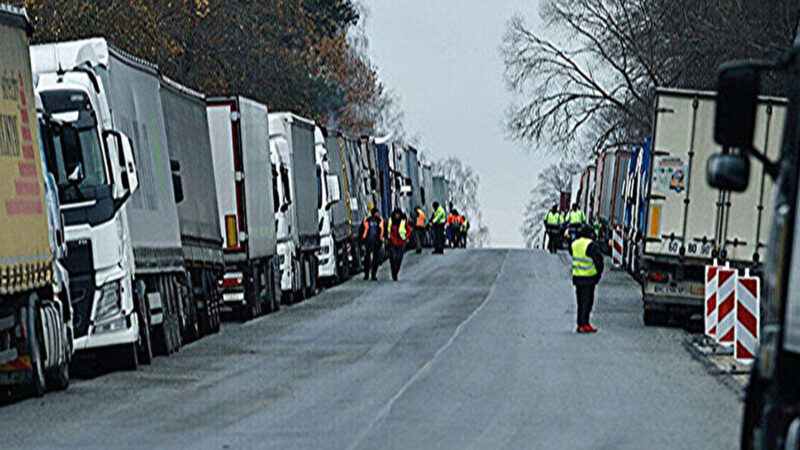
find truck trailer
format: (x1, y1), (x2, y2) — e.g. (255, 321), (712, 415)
(33, 38), (187, 368)
(270, 113), (321, 300)
(160, 77), (223, 335)
(640, 88), (785, 325)
(207, 96), (279, 319)
(0, 5), (73, 395)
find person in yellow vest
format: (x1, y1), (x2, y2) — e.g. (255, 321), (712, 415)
(566, 203), (587, 244)
(387, 208), (412, 281)
(572, 225), (604, 333)
(429, 201), (447, 254)
(543, 204), (562, 254)
(414, 206), (427, 253)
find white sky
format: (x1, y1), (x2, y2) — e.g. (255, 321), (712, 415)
(365, 0), (556, 247)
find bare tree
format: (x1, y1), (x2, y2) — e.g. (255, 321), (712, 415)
(520, 159), (580, 249)
(501, 0), (800, 156)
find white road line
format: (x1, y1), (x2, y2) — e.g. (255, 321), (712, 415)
(346, 250), (510, 450)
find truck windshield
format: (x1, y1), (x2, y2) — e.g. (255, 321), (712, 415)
(39, 90), (107, 204)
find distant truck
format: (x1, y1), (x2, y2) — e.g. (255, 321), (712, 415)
(318, 128), (349, 283)
(432, 175), (448, 206)
(594, 149), (632, 241)
(207, 96), (279, 319)
(0, 5), (72, 395)
(270, 113), (321, 300)
(639, 88), (785, 325)
(32, 37), (189, 369)
(160, 77), (223, 334)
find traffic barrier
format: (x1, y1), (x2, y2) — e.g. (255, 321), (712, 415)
(716, 267), (737, 347)
(704, 264), (718, 339)
(612, 228), (623, 268)
(735, 270), (760, 364)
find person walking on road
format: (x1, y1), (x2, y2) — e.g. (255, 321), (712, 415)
(566, 203), (587, 244)
(361, 208), (384, 280)
(430, 201), (447, 254)
(387, 208), (412, 281)
(571, 225), (604, 333)
(544, 205), (562, 254)
(414, 206), (427, 253)
(460, 214), (470, 248)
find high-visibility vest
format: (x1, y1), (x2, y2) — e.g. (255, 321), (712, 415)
(545, 212), (560, 226)
(568, 210), (586, 225)
(432, 206), (447, 224)
(571, 238), (598, 278)
(416, 210), (427, 227)
(388, 218), (408, 240)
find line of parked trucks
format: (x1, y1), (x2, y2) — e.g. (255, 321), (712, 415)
(572, 87), (786, 326)
(0, 6), (451, 397)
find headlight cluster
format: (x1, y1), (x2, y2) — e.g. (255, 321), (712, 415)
(94, 281), (122, 325)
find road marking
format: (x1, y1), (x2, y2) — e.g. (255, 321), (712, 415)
(346, 250), (510, 450)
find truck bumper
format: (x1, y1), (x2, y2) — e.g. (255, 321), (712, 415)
(73, 311), (138, 352)
(642, 280), (704, 307)
(317, 235), (336, 278)
(278, 242), (295, 292)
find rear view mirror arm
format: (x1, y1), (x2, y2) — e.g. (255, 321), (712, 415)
(746, 146), (780, 179)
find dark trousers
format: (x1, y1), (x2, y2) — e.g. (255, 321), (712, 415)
(575, 283), (596, 326)
(433, 223), (445, 254)
(546, 230), (560, 253)
(388, 245), (405, 280)
(363, 241), (381, 279)
(415, 227), (424, 253)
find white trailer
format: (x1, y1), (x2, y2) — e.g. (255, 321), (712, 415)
(640, 88), (786, 324)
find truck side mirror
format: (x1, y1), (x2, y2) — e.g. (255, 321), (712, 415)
(707, 153), (750, 192)
(103, 130), (127, 199)
(714, 63), (760, 148)
(119, 133), (139, 195)
(171, 159), (184, 204)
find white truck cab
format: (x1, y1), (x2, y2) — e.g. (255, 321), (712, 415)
(33, 48), (141, 366)
(270, 139), (299, 297)
(315, 126), (338, 280)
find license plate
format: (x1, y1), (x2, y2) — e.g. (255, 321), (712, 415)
(653, 284), (686, 295)
(689, 284), (705, 296)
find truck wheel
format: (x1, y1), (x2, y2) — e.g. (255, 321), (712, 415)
(137, 295), (154, 365)
(295, 258), (307, 303)
(26, 296), (46, 397)
(110, 343), (139, 371)
(271, 261), (282, 312)
(46, 358), (69, 391)
(643, 305), (666, 327)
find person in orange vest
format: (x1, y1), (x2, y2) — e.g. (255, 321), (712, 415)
(413, 206), (427, 254)
(447, 209), (460, 248)
(361, 207), (384, 280)
(387, 208), (412, 281)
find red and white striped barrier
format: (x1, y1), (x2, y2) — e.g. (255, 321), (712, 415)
(704, 264), (718, 338)
(716, 267), (737, 347)
(735, 270), (760, 364)
(612, 228), (623, 268)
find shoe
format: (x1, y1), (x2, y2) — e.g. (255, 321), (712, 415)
(363, 275), (369, 280)
(371, 276), (378, 281)
(576, 325), (583, 333)
(584, 324), (598, 333)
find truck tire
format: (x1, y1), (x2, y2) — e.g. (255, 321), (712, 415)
(26, 296), (46, 397)
(46, 358), (69, 391)
(303, 255), (315, 298)
(136, 294), (154, 365)
(109, 342), (139, 372)
(209, 273), (222, 333)
(295, 258), (307, 303)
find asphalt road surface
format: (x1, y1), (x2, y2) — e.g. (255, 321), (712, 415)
(0, 249), (741, 450)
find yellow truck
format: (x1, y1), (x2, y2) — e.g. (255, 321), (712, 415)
(0, 4), (72, 396)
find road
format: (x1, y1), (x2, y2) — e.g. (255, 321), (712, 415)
(1, 249), (741, 450)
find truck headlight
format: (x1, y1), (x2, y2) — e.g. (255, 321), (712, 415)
(94, 281), (122, 324)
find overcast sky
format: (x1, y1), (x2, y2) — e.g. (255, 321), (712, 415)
(365, 0), (556, 247)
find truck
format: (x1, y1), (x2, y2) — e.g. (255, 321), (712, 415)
(342, 135), (367, 274)
(318, 128), (349, 283)
(594, 148), (632, 241)
(269, 113), (320, 300)
(640, 88), (785, 325)
(405, 146), (422, 212)
(622, 139), (652, 276)
(577, 165), (595, 219)
(375, 142), (393, 218)
(315, 126), (342, 285)
(32, 38), (188, 368)
(432, 175), (448, 207)
(160, 77), (222, 335)
(0, 5), (73, 395)
(207, 96), (279, 319)
(705, 42), (800, 450)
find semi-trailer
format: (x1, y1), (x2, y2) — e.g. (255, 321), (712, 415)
(207, 96), (279, 319)
(160, 77), (223, 335)
(270, 113), (321, 300)
(315, 126), (342, 284)
(432, 175), (448, 207)
(33, 38), (188, 368)
(639, 88), (785, 325)
(319, 128), (349, 283)
(0, 5), (73, 395)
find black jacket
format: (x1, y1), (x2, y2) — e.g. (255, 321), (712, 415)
(572, 241), (604, 286)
